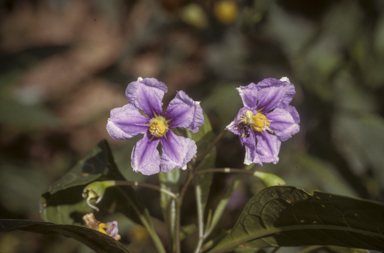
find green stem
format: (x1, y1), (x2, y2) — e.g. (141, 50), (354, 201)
(175, 129), (229, 252)
(194, 181), (205, 253)
(193, 168), (254, 253)
(115, 187), (167, 253)
(113, 180), (177, 253)
(174, 166), (194, 253)
(194, 168), (257, 176)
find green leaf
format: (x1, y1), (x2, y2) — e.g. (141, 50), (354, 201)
(253, 171), (285, 187)
(0, 220), (130, 253)
(40, 140), (166, 253)
(40, 140), (144, 224)
(40, 140), (124, 224)
(208, 186), (384, 253)
(44, 140), (116, 195)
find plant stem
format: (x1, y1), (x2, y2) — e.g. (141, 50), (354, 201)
(174, 166), (194, 253)
(193, 168), (253, 253)
(194, 167), (257, 176)
(114, 180), (178, 199)
(174, 129), (228, 252)
(115, 187), (167, 253)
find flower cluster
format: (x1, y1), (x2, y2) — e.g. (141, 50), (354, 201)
(107, 77), (204, 175)
(226, 77), (300, 165)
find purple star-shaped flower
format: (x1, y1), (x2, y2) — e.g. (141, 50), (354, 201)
(107, 77), (204, 175)
(226, 77), (300, 166)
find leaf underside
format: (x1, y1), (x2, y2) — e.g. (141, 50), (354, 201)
(0, 220), (130, 253)
(209, 186), (384, 253)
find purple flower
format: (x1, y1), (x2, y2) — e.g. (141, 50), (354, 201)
(107, 77), (204, 175)
(82, 213), (121, 240)
(226, 77), (300, 165)
(98, 221), (121, 240)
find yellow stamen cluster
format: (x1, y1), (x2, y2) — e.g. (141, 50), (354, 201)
(149, 117), (168, 137)
(98, 223), (109, 234)
(251, 113), (271, 132)
(239, 110), (273, 136)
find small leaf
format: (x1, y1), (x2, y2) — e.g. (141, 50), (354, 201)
(253, 171), (285, 187)
(208, 186), (384, 252)
(0, 220), (130, 253)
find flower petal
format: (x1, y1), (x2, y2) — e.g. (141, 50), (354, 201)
(106, 104), (150, 140)
(131, 134), (161, 175)
(268, 107), (300, 141)
(285, 105), (300, 124)
(125, 77), (168, 118)
(240, 130), (262, 166)
(256, 78), (296, 112)
(160, 131), (197, 172)
(165, 91), (204, 133)
(256, 132), (281, 164)
(104, 221), (120, 240)
(236, 82), (259, 109)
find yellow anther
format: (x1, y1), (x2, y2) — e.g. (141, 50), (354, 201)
(149, 117), (168, 137)
(238, 110), (273, 134)
(98, 223), (109, 234)
(251, 113), (271, 132)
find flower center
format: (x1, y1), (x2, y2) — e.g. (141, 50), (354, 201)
(251, 113), (271, 132)
(149, 117), (168, 137)
(240, 110), (273, 134)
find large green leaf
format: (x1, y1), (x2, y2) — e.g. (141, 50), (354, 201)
(0, 220), (130, 253)
(208, 186), (384, 253)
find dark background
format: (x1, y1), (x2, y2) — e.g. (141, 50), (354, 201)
(1, 0), (384, 252)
